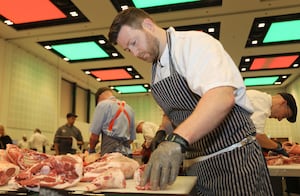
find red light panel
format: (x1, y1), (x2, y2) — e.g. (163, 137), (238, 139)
(250, 55), (299, 70)
(91, 69), (132, 81)
(0, 0), (66, 24)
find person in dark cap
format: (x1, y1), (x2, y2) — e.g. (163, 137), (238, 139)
(88, 87), (136, 157)
(53, 112), (83, 155)
(247, 90), (298, 157)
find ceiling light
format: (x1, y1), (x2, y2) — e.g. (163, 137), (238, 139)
(44, 45), (52, 50)
(246, 13), (300, 47)
(69, 11), (78, 17)
(98, 40), (106, 44)
(239, 52), (300, 71)
(243, 75), (290, 87)
(121, 5), (129, 10)
(258, 23), (265, 28)
(0, 0), (89, 30)
(111, 0), (222, 13)
(251, 40), (258, 45)
(263, 20), (300, 43)
(4, 20), (13, 25)
(173, 22), (220, 39)
(83, 66), (143, 82)
(110, 84), (151, 94)
(39, 35), (123, 62)
(208, 28), (215, 32)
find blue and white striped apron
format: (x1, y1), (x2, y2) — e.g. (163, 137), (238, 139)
(150, 31), (273, 195)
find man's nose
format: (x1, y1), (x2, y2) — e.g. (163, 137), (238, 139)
(130, 48), (139, 57)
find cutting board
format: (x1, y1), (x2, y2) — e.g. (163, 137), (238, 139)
(67, 176), (197, 195)
(268, 164), (300, 177)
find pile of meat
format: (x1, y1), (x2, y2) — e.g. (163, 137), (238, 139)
(0, 144), (141, 192)
(265, 141), (300, 166)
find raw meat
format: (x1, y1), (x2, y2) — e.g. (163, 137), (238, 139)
(134, 164), (151, 190)
(265, 155), (300, 165)
(6, 144), (50, 170)
(282, 142), (300, 155)
(0, 160), (20, 186)
(83, 152), (139, 180)
(85, 167), (126, 191)
(15, 154), (83, 189)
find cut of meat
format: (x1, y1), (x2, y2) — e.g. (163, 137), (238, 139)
(283, 142), (300, 155)
(134, 164), (151, 190)
(85, 167), (126, 191)
(265, 155), (300, 165)
(15, 154), (83, 189)
(0, 160), (20, 186)
(6, 144), (50, 170)
(83, 152), (140, 180)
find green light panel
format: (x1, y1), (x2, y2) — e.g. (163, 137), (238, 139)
(246, 13), (300, 47)
(132, 0), (198, 8)
(263, 20), (300, 43)
(111, 0), (222, 14)
(244, 76), (279, 86)
(112, 84), (150, 94)
(51, 42), (109, 60)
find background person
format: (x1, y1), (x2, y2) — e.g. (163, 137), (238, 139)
(136, 120), (158, 163)
(109, 7), (273, 195)
(88, 87), (136, 157)
(29, 128), (49, 153)
(247, 90), (297, 156)
(18, 135), (30, 149)
(0, 124), (13, 149)
(54, 113), (83, 155)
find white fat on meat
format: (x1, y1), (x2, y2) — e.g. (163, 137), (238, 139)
(85, 167), (126, 191)
(83, 152), (140, 180)
(133, 164), (151, 190)
(0, 160), (20, 186)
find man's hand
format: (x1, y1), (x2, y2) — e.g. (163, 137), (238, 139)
(150, 130), (166, 151)
(273, 142), (289, 157)
(141, 141), (183, 190)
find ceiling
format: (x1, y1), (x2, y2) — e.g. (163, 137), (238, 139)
(1, 0), (300, 93)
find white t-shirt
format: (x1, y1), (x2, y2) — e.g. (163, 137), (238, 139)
(154, 27), (253, 113)
(29, 132), (49, 152)
(246, 90), (272, 134)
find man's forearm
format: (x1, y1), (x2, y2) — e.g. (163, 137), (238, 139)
(89, 133), (99, 151)
(256, 133), (278, 149)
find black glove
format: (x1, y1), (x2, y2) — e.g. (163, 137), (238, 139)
(273, 142), (289, 157)
(141, 141), (184, 190)
(150, 130), (166, 151)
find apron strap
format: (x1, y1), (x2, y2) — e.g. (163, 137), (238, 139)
(108, 101), (130, 131)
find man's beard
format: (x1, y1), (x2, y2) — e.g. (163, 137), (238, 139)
(144, 31), (160, 63)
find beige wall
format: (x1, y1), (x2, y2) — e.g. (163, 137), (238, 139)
(0, 40), (163, 150)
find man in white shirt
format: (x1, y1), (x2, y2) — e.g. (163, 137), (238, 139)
(246, 90), (297, 156)
(29, 128), (49, 153)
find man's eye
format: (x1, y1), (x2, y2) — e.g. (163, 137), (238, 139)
(131, 40), (136, 46)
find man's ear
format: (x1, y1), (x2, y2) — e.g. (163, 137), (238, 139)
(142, 18), (154, 31)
